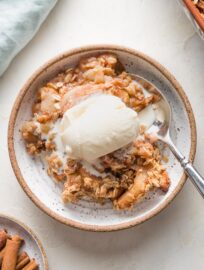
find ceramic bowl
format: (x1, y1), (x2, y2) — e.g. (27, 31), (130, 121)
(0, 214), (48, 269)
(8, 45), (196, 231)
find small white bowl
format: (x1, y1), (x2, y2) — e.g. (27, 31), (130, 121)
(0, 214), (48, 269)
(8, 45), (196, 231)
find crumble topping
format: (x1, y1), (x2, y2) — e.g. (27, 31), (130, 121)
(21, 54), (170, 210)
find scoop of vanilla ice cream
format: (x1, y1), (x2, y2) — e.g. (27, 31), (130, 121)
(59, 94), (140, 161)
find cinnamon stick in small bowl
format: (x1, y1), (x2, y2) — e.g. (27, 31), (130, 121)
(1, 235), (23, 270)
(0, 230), (8, 250)
(0, 246), (6, 267)
(17, 252), (28, 262)
(21, 259), (38, 270)
(16, 252), (31, 270)
(0, 230), (8, 267)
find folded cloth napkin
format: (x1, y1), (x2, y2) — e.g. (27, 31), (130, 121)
(0, 0), (57, 76)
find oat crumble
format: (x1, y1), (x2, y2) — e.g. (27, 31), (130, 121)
(21, 54), (170, 210)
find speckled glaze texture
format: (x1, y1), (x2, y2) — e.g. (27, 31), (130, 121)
(8, 45), (196, 231)
(0, 214), (48, 269)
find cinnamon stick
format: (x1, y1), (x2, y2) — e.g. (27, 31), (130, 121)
(17, 251), (28, 264)
(16, 252), (30, 270)
(1, 235), (23, 270)
(0, 230), (8, 250)
(17, 252), (29, 263)
(0, 246), (6, 267)
(21, 259), (38, 270)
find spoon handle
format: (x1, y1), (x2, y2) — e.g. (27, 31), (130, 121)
(167, 140), (204, 198)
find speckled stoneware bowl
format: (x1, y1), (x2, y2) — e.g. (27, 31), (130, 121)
(0, 214), (48, 269)
(8, 45), (196, 231)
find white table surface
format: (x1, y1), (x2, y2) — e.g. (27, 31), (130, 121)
(0, 1), (204, 269)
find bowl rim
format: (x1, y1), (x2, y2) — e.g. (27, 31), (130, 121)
(0, 213), (48, 269)
(8, 44), (197, 232)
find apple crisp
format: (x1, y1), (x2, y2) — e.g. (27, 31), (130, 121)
(21, 54), (170, 210)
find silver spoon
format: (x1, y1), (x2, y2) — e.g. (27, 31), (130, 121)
(131, 74), (204, 197)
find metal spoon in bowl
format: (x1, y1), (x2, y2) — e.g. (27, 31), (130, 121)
(131, 74), (204, 197)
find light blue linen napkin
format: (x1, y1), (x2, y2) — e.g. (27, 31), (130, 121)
(0, 0), (57, 76)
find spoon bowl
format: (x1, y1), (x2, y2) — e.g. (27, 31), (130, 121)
(131, 74), (171, 140)
(131, 74), (204, 198)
